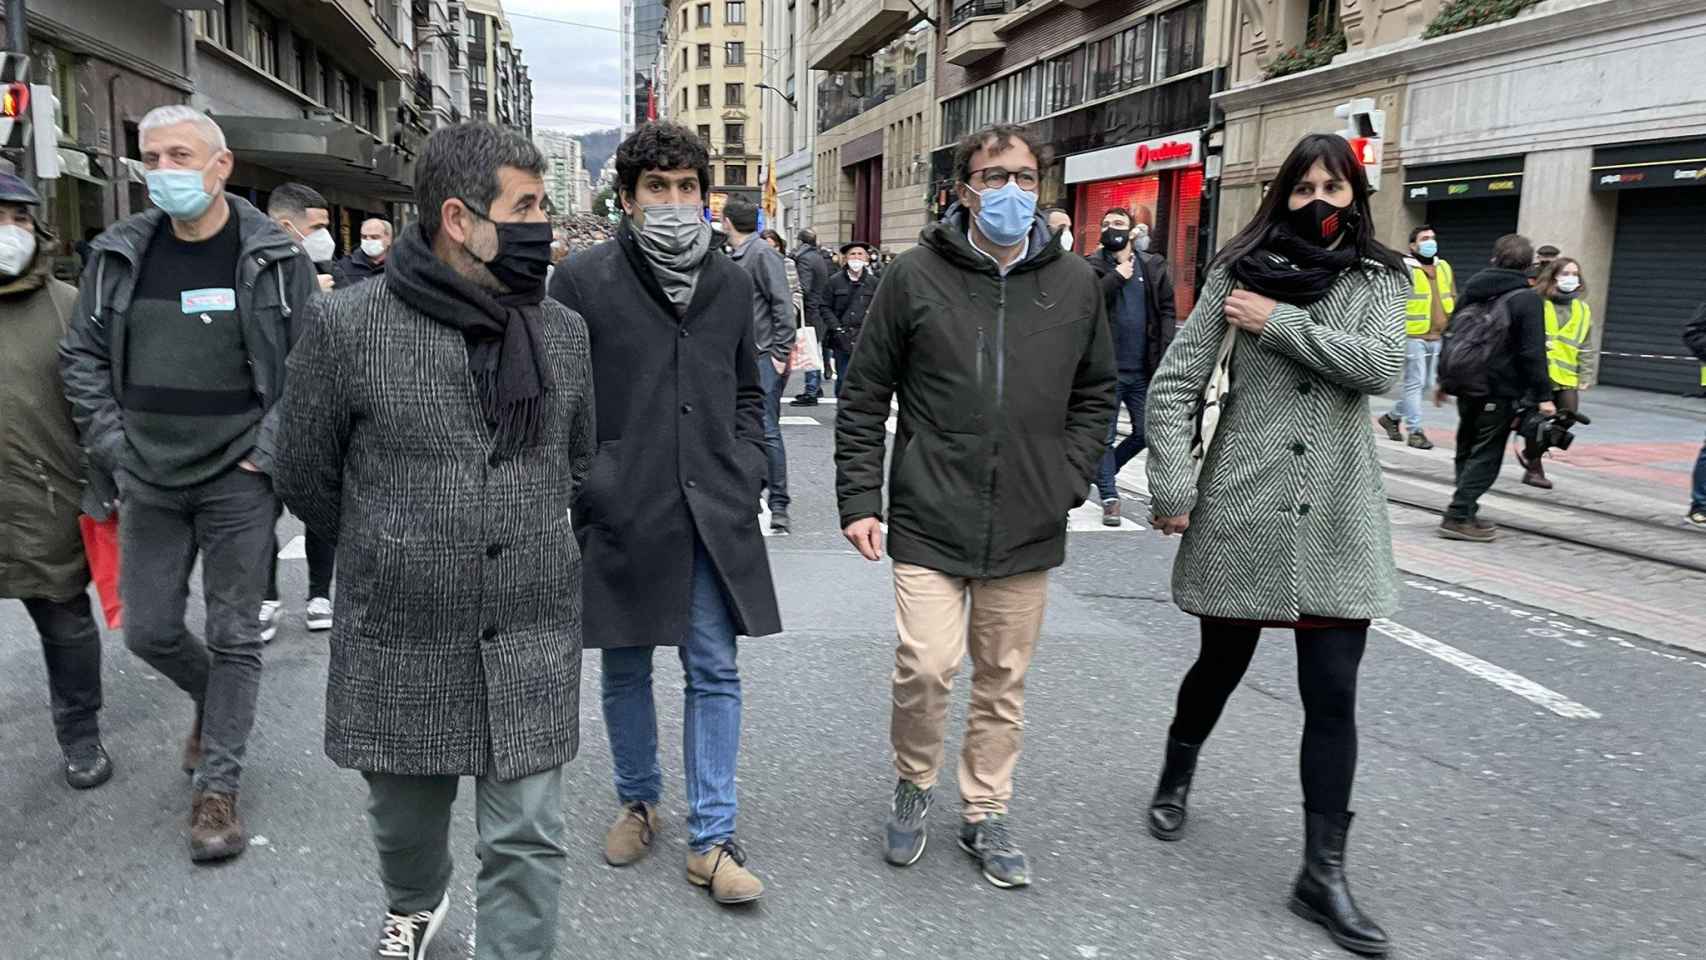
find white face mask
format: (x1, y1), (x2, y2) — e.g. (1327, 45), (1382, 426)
(299, 226), (336, 263)
(1133, 228), (1151, 253)
(1556, 275), (1580, 294)
(1059, 232), (1074, 252)
(847, 259), (866, 275)
(361, 238), (387, 258)
(0, 223), (36, 278)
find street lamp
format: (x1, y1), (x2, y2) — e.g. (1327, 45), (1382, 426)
(756, 83), (796, 111)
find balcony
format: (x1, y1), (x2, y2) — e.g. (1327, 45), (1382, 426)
(809, 0), (917, 72)
(949, 0), (1021, 26)
(413, 69), (435, 109)
(944, 14), (1005, 66)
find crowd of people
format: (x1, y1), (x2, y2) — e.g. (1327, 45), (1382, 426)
(5, 104), (1706, 960)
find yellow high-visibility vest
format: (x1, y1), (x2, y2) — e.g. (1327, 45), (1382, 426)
(1544, 299), (1593, 388)
(1406, 260), (1455, 337)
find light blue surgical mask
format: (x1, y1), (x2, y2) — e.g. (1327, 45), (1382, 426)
(972, 181), (1037, 247)
(1417, 239), (1439, 259)
(146, 159), (218, 221)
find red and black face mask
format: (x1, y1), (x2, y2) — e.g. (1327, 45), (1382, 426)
(1287, 198), (1356, 247)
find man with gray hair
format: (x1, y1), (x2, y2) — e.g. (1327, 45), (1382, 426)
(276, 122), (590, 960)
(60, 105), (318, 862)
(332, 217), (393, 288)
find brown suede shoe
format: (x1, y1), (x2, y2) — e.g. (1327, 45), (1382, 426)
(604, 801), (660, 867)
(182, 709), (203, 775)
(687, 841), (764, 905)
(189, 791), (247, 863)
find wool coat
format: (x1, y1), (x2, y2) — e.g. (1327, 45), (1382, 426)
(274, 277), (595, 781)
(1145, 262), (1407, 622)
(548, 224), (783, 649)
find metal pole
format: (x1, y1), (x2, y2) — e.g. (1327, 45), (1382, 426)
(5, 0), (30, 191)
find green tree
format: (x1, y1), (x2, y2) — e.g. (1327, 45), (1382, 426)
(592, 188), (616, 219)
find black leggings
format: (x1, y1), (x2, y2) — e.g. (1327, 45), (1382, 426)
(1169, 620), (1368, 813)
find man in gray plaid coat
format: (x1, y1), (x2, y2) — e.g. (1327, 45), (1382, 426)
(275, 124), (593, 960)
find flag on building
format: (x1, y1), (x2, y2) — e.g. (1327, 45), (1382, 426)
(763, 157), (778, 220)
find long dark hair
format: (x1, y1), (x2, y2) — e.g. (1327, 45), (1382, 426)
(1213, 133), (1405, 276)
(1534, 256), (1584, 300)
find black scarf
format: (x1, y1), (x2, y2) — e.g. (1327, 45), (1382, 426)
(1230, 224), (1360, 306)
(387, 223), (554, 456)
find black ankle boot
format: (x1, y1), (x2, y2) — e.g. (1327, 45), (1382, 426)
(1289, 809), (1391, 956)
(1146, 736), (1200, 841)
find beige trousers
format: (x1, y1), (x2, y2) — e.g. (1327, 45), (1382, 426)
(890, 562), (1050, 822)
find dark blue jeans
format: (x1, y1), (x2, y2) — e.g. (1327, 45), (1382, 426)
(600, 542), (742, 852)
(1096, 372), (1150, 502)
(756, 357), (790, 514)
(1692, 435), (1706, 514)
(829, 347), (853, 397)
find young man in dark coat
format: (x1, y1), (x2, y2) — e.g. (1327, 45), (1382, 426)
(1085, 206), (1176, 526)
(1438, 233), (1554, 542)
(0, 174), (111, 790)
(61, 108), (318, 863)
(548, 122), (782, 906)
(823, 240), (878, 396)
(835, 124), (1114, 889)
(276, 123), (591, 960)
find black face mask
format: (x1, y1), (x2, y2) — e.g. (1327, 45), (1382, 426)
(1100, 227), (1130, 252)
(1286, 198), (1355, 248)
(469, 209), (554, 294)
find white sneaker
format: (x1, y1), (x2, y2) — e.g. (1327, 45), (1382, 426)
(258, 600), (281, 644)
(305, 596), (333, 632)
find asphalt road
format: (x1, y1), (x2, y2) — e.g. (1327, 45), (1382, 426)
(3, 394), (1703, 960)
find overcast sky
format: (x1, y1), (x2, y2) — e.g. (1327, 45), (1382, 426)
(506, 0), (625, 134)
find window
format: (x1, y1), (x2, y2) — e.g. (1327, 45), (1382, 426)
(247, 10), (278, 77)
(698, 124), (713, 146)
(1046, 46), (1085, 113)
(697, 3), (712, 27)
(323, 62), (340, 111)
(1090, 20), (1153, 98)
(725, 164), (748, 186)
(364, 86), (379, 131)
(697, 84), (712, 108)
(725, 42), (745, 66)
(724, 82), (743, 106)
(682, 48), (688, 72)
(470, 61), (488, 86)
(1156, 0), (1204, 79)
(726, 1), (746, 24)
(681, 88), (688, 113)
(725, 122), (745, 153)
(342, 71), (358, 118)
(194, 9), (229, 48)
(682, 7), (689, 30)
(294, 35), (312, 92)
(697, 43), (712, 67)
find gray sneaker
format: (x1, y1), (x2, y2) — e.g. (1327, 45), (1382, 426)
(884, 780), (931, 866)
(958, 814), (1031, 888)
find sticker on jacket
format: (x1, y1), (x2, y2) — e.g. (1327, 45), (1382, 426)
(181, 288), (237, 313)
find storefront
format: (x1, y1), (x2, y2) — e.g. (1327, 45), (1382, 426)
(1062, 129), (1206, 318)
(1401, 157), (1524, 270)
(1593, 137), (1706, 394)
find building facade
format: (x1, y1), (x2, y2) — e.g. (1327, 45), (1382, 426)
(665, 0), (765, 213)
(536, 129), (587, 215)
(932, 0), (1229, 317)
(1216, 0), (1706, 393)
(464, 0), (532, 136)
(624, 0), (669, 131)
(760, 0), (816, 239)
(411, 0), (474, 130)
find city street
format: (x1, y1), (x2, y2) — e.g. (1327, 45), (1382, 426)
(3, 385), (1705, 960)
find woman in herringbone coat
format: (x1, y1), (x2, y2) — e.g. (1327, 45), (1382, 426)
(1142, 134), (1408, 958)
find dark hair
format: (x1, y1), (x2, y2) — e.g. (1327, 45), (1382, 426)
(953, 123), (1053, 186)
(1536, 244), (1560, 259)
(723, 197), (759, 233)
(1042, 206), (1068, 219)
(1409, 224), (1436, 244)
(1533, 256), (1583, 299)
(760, 228), (786, 253)
(615, 122), (710, 205)
(415, 123), (545, 242)
(797, 228), (817, 246)
(1213, 133), (1405, 276)
(1491, 233), (1534, 270)
(267, 182), (328, 219)
(1101, 207), (1134, 225)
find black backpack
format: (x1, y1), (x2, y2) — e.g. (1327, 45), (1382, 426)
(1438, 289), (1525, 397)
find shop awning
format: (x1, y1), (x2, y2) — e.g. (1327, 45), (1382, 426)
(1591, 137), (1706, 191)
(211, 115), (415, 203)
(1401, 157), (1524, 204)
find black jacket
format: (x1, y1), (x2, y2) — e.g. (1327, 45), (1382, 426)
(824, 267), (878, 352)
(1457, 267), (1551, 402)
(1087, 248), (1177, 377)
(835, 207), (1116, 580)
(330, 248), (385, 288)
(1684, 301), (1706, 364)
(549, 222), (782, 648)
(792, 245), (831, 334)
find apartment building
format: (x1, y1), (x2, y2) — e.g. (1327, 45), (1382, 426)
(537, 129), (587, 215)
(760, 0), (816, 238)
(465, 0), (533, 136)
(624, 0), (670, 132)
(666, 0), (765, 212)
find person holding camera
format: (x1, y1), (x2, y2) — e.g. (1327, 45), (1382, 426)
(1519, 257), (1595, 489)
(1436, 234), (1553, 542)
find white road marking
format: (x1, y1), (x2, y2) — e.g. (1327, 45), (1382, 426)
(277, 536), (306, 560)
(1371, 618), (1601, 720)
(780, 416), (819, 426)
(1066, 499), (1146, 531)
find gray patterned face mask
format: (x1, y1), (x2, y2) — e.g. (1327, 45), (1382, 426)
(635, 202), (712, 255)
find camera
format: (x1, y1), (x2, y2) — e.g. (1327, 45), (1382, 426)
(1516, 407), (1591, 455)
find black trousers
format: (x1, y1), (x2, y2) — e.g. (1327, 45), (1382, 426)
(1169, 619), (1367, 813)
(266, 528), (335, 601)
(21, 593), (103, 753)
(1449, 396), (1516, 522)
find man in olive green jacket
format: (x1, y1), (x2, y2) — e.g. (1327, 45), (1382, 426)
(0, 173), (110, 790)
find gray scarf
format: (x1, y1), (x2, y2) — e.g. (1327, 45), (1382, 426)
(627, 209), (712, 313)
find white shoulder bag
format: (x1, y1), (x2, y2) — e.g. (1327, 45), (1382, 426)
(1188, 324), (1237, 482)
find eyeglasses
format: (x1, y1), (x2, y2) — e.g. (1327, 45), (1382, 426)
(968, 166), (1040, 191)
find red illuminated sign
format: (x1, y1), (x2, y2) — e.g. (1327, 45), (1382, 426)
(1134, 140), (1193, 171)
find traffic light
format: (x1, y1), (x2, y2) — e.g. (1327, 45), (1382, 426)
(1335, 98), (1386, 192)
(0, 82), (27, 119)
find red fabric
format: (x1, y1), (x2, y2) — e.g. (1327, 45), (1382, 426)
(78, 514), (122, 630)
